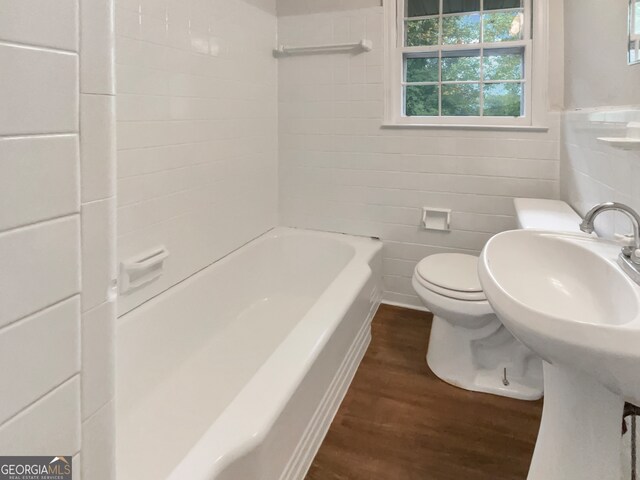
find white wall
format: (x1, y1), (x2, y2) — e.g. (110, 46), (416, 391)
(278, 0), (380, 16)
(0, 0), (117, 478)
(561, 109), (640, 237)
(564, 0), (640, 110)
(277, 5), (561, 308)
(561, 3), (640, 474)
(561, 1), (640, 237)
(115, 0), (279, 315)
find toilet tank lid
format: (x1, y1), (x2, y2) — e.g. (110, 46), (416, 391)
(514, 198), (584, 233)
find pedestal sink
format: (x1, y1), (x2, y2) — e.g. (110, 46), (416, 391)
(478, 230), (640, 480)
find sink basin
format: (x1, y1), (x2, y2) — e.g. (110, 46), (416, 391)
(479, 230), (640, 480)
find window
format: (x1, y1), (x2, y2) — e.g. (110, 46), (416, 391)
(384, 0), (548, 128)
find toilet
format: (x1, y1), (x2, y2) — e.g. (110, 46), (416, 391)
(412, 198), (589, 401)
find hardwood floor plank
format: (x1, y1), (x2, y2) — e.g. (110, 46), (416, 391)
(305, 304), (543, 480)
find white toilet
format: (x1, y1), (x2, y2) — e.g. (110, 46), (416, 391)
(412, 198), (589, 401)
(412, 253), (543, 400)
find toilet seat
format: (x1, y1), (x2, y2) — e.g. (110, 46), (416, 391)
(415, 254), (486, 301)
(415, 276), (487, 301)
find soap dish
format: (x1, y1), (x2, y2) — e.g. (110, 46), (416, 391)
(597, 137), (640, 150)
(597, 121), (640, 150)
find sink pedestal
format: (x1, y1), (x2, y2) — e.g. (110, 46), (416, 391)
(528, 362), (624, 480)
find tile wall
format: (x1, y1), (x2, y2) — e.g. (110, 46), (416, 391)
(561, 0), (640, 239)
(561, 109), (640, 237)
(115, 0), (279, 315)
(0, 0), (117, 478)
(277, 6), (561, 308)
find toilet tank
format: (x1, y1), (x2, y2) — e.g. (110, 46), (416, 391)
(514, 198), (585, 233)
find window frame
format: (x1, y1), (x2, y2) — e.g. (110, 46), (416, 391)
(384, 0), (550, 130)
(630, 0), (640, 63)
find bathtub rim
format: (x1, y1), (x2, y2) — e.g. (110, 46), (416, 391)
(161, 227), (381, 480)
(116, 226), (370, 329)
(115, 226), (382, 480)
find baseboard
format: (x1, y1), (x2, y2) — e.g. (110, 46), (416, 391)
(381, 299), (430, 313)
(280, 301), (379, 480)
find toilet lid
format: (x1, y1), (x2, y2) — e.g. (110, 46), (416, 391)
(416, 254), (483, 293)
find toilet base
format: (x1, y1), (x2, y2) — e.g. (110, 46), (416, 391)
(427, 316), (543, 401)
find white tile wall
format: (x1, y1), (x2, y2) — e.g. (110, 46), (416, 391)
(0, 0), (78, 51)
(81, 94), (117, 203)
(73, 455), (81, 480)
(82, 301), (115, 420)
(0, 135), (79, 231)
(278, 7), (561, 308)
(81, 401), (116, 480)
(561, 108), (640, 237)
(0, 217), (80, 327)
(79, 0), (118, 477)
(0, 298), (80, 425)
(0, 1), (116, 478)
(115, 0), (279, 315)
(80, 0), (116, 95)
(81, 199), (117, 313)
(0, 377), (81, 456)
(0, 44), (78, 135)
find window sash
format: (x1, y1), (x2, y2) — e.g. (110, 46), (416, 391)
(388, 0), (535, 126)
(407, 8), (525, 23)
(398, 0), (531, 48)
(402, 43), (528, 117)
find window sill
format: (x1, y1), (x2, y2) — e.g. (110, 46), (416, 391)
(381, 123), (549, 132)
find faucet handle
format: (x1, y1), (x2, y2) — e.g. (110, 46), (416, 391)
(630, 248), (640, 265)
(622, 244), (640, 264)
(619, 234), (639, 261)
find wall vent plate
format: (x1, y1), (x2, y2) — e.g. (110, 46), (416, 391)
(421, 207), (452, 231)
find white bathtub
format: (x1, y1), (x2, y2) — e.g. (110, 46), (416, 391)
(116, 227), (382, 480)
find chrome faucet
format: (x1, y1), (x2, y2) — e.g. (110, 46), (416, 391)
(580, 202), (640, 284)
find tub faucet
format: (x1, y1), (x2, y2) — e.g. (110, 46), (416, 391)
(580, 202), (640, 285)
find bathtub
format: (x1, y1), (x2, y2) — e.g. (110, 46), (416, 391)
(116, 227), (382, 480)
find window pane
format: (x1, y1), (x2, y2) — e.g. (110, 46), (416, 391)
(442, 83), (480, 116)
(483, 48), (523, 80)
(405, 85), (439, 116)
(636, 1), (640, 35)
(406, 56), (439, 82)
(443, 0), (480, 14)
(407, 0), (439, 17)
(483, 83), (523, 116)
(483, 10), (524, 42)
(484, 0), (522, 10)
(442, 50), (480, 81)
(442, 14), (481, 44)
(406, 18), (440, 46)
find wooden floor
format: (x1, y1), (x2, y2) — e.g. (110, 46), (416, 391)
(305, 304), (543, 480)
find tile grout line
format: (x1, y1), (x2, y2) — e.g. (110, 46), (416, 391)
(0, 212), (80, 237)
(0, 294), (80, 337)
(0, 374), (81, 432)
(0, 39), (78, 55)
